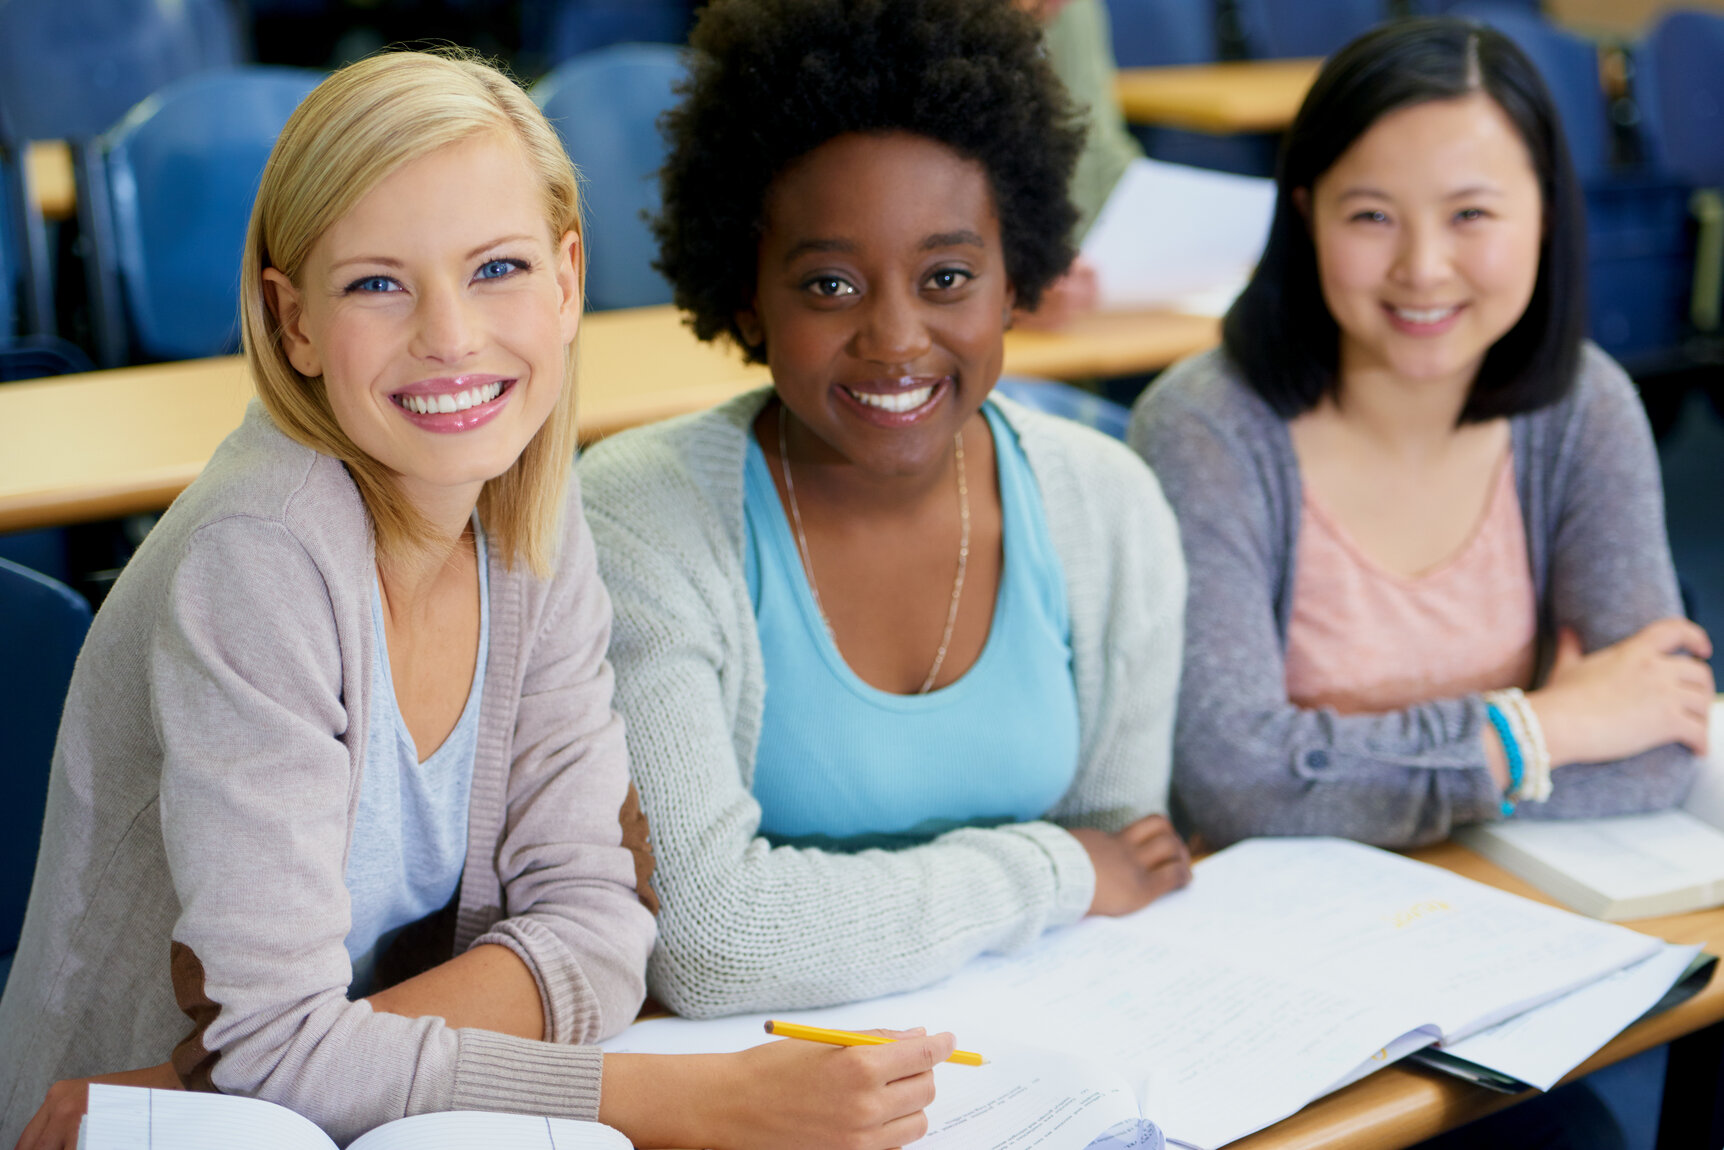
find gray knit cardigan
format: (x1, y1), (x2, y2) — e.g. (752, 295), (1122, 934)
(579, 389), (1186, 1019)
(1129, 344), (1696, 849)
(0, 404), (657, 1147)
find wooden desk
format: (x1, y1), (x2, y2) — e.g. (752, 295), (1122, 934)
(24, 140), (76, 222)
(1234, 841), (1724, 1150)
(1115, 59), (1321, 134)
(0, 304), (1217, 533)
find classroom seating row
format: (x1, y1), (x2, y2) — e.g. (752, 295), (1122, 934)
(0, 42), (694, 375)
(1109, 4), (1724, 378)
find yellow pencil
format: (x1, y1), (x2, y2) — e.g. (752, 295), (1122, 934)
(763, 1020), (987, 1066)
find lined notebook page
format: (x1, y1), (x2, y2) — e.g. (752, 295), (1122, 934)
(81, 1087), (630, 1150)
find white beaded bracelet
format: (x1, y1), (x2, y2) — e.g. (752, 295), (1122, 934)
(1485, 687), (1553, 803)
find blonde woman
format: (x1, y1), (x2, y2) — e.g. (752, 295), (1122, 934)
(1, 51), (950, 1150)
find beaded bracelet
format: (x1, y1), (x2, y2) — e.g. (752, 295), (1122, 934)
(1483, 701), (1524, 817)
(1485, 687), (1554, 803)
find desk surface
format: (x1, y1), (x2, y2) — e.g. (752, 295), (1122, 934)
(0, 304), (1217, 533)
(1235, 840), (1724, 1150)
(1115, 58), (1321, 134)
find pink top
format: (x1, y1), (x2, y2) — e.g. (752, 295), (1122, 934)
(1284, 454), (1537, 715)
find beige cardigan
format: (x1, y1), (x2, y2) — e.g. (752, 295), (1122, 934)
(0, 403), (657, 1146)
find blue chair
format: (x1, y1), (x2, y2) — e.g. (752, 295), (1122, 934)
(534, 45), (686, 311)
(1635, 10), (1724, 337)
(80, 67), (322, 366)
(1107, 0), (1217, 68)
(1234, 0), (1384, 60)
(0, 0), (241, 143)
(1104, 0), (1278, 178)
(993, 376), (1130, 441)
(0, 558), (92, 992)
(1407, 0), (1538, 13)
(542, 0), (692, 67)
(1450, 4), (1611, 181)
(1636, 11), (1724, 186)
(0, 152), (18, 343)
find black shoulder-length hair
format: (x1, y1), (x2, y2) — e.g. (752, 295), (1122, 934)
(652, 0), (1083, 363)
(1222, 17), (1588, 423)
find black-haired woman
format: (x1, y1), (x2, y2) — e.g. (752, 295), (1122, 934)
(1131, 18), (1712, 850)
(579, 0), (1190, 1021)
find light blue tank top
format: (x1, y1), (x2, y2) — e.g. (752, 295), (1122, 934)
(745, 401), (1080, 851)
(344, 521), (489, 996)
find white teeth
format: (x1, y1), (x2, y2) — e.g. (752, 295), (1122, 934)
(850, 386), (934, 413)
(1393, 305), (1459, 324)
(397, 381), (505, 415)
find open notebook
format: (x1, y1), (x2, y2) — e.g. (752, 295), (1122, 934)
(78, 1087), (629, 1150)
(603, 838), (1680, 1149)
(1457, 701), (1724, 920)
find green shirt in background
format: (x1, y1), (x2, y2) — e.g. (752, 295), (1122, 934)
(1044, 0), (1143, 238)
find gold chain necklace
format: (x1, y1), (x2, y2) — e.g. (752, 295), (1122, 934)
(777, 407), (970, 694)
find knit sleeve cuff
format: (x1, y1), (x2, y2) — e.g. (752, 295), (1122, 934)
(473, 918), (602, 1045)
(450, 1030), (605, 1121)
(1015, 821), (1095, 928)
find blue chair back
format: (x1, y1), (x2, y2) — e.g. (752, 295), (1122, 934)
(1107, 0), (1216, 68)
(0, 153), (17, 342)
(545, 0), (691, 66)
(1636, 10), (1724, 186)
(1451, 5), (1611, 181)
(534, 45), (686, 311)
(0, 0), (241, 142)
(1234, 0), (1384, 59)
(1407, 0), (1537, 13)
(94, 67), (320, 362)
(0, 559), (91, 971)
(993, 377), (1130, 441)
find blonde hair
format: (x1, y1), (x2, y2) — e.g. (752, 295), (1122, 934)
(241, 49), (583, 577)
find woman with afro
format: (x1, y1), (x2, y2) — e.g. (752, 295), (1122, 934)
(580, 0), (1191, 1020)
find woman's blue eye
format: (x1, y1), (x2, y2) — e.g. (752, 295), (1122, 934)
(347, 275), (401, 294)
(477, 258), (527, 280)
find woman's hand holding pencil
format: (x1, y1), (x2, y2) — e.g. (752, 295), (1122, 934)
(765, 1020), (988, 1066)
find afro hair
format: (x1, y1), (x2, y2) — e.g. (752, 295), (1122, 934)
(652, 0), (1084, 361)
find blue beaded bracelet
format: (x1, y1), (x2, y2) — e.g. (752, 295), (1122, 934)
(1485, 702), (1524, 817)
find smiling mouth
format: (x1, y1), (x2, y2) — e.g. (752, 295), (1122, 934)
(392, 379), (509, 415)
(845, 385), (935, 413)
(1388, 305), (1462, 324)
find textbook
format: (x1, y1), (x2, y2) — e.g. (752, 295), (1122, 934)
(602, 838), (1671, 1149)
(1455, 702), (1724, 921)
(78, 1085), (630, 1150)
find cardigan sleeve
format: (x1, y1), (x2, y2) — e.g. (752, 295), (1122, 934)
(1030, 413), (1184, 837)
(1512, 349), (1697, 817)
(1129, 362), (1506, 849)
(469, 482), (657, 1048)
(582, 430), (1096, 1021)
(153, 512), (634, 1144)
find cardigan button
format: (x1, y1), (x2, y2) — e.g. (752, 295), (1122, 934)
(1305, 750), (1329, 770)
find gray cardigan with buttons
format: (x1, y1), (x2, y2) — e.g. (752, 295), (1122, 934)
(1129, 344), (1696, 848)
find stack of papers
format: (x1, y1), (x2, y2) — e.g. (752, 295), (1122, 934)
(605, 838), (1691, 1149)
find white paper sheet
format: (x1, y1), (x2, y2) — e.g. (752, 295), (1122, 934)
(1683, 701), (1724, 829)
(919, 1047), (1145, 1150)
(1440, 943), (1702, 1090)
(84, 1086), (332, 1150)
(1080, 158), (1275, 311)
(79, 1087), (631, 1150)
(607, 839), (1659, 1149)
